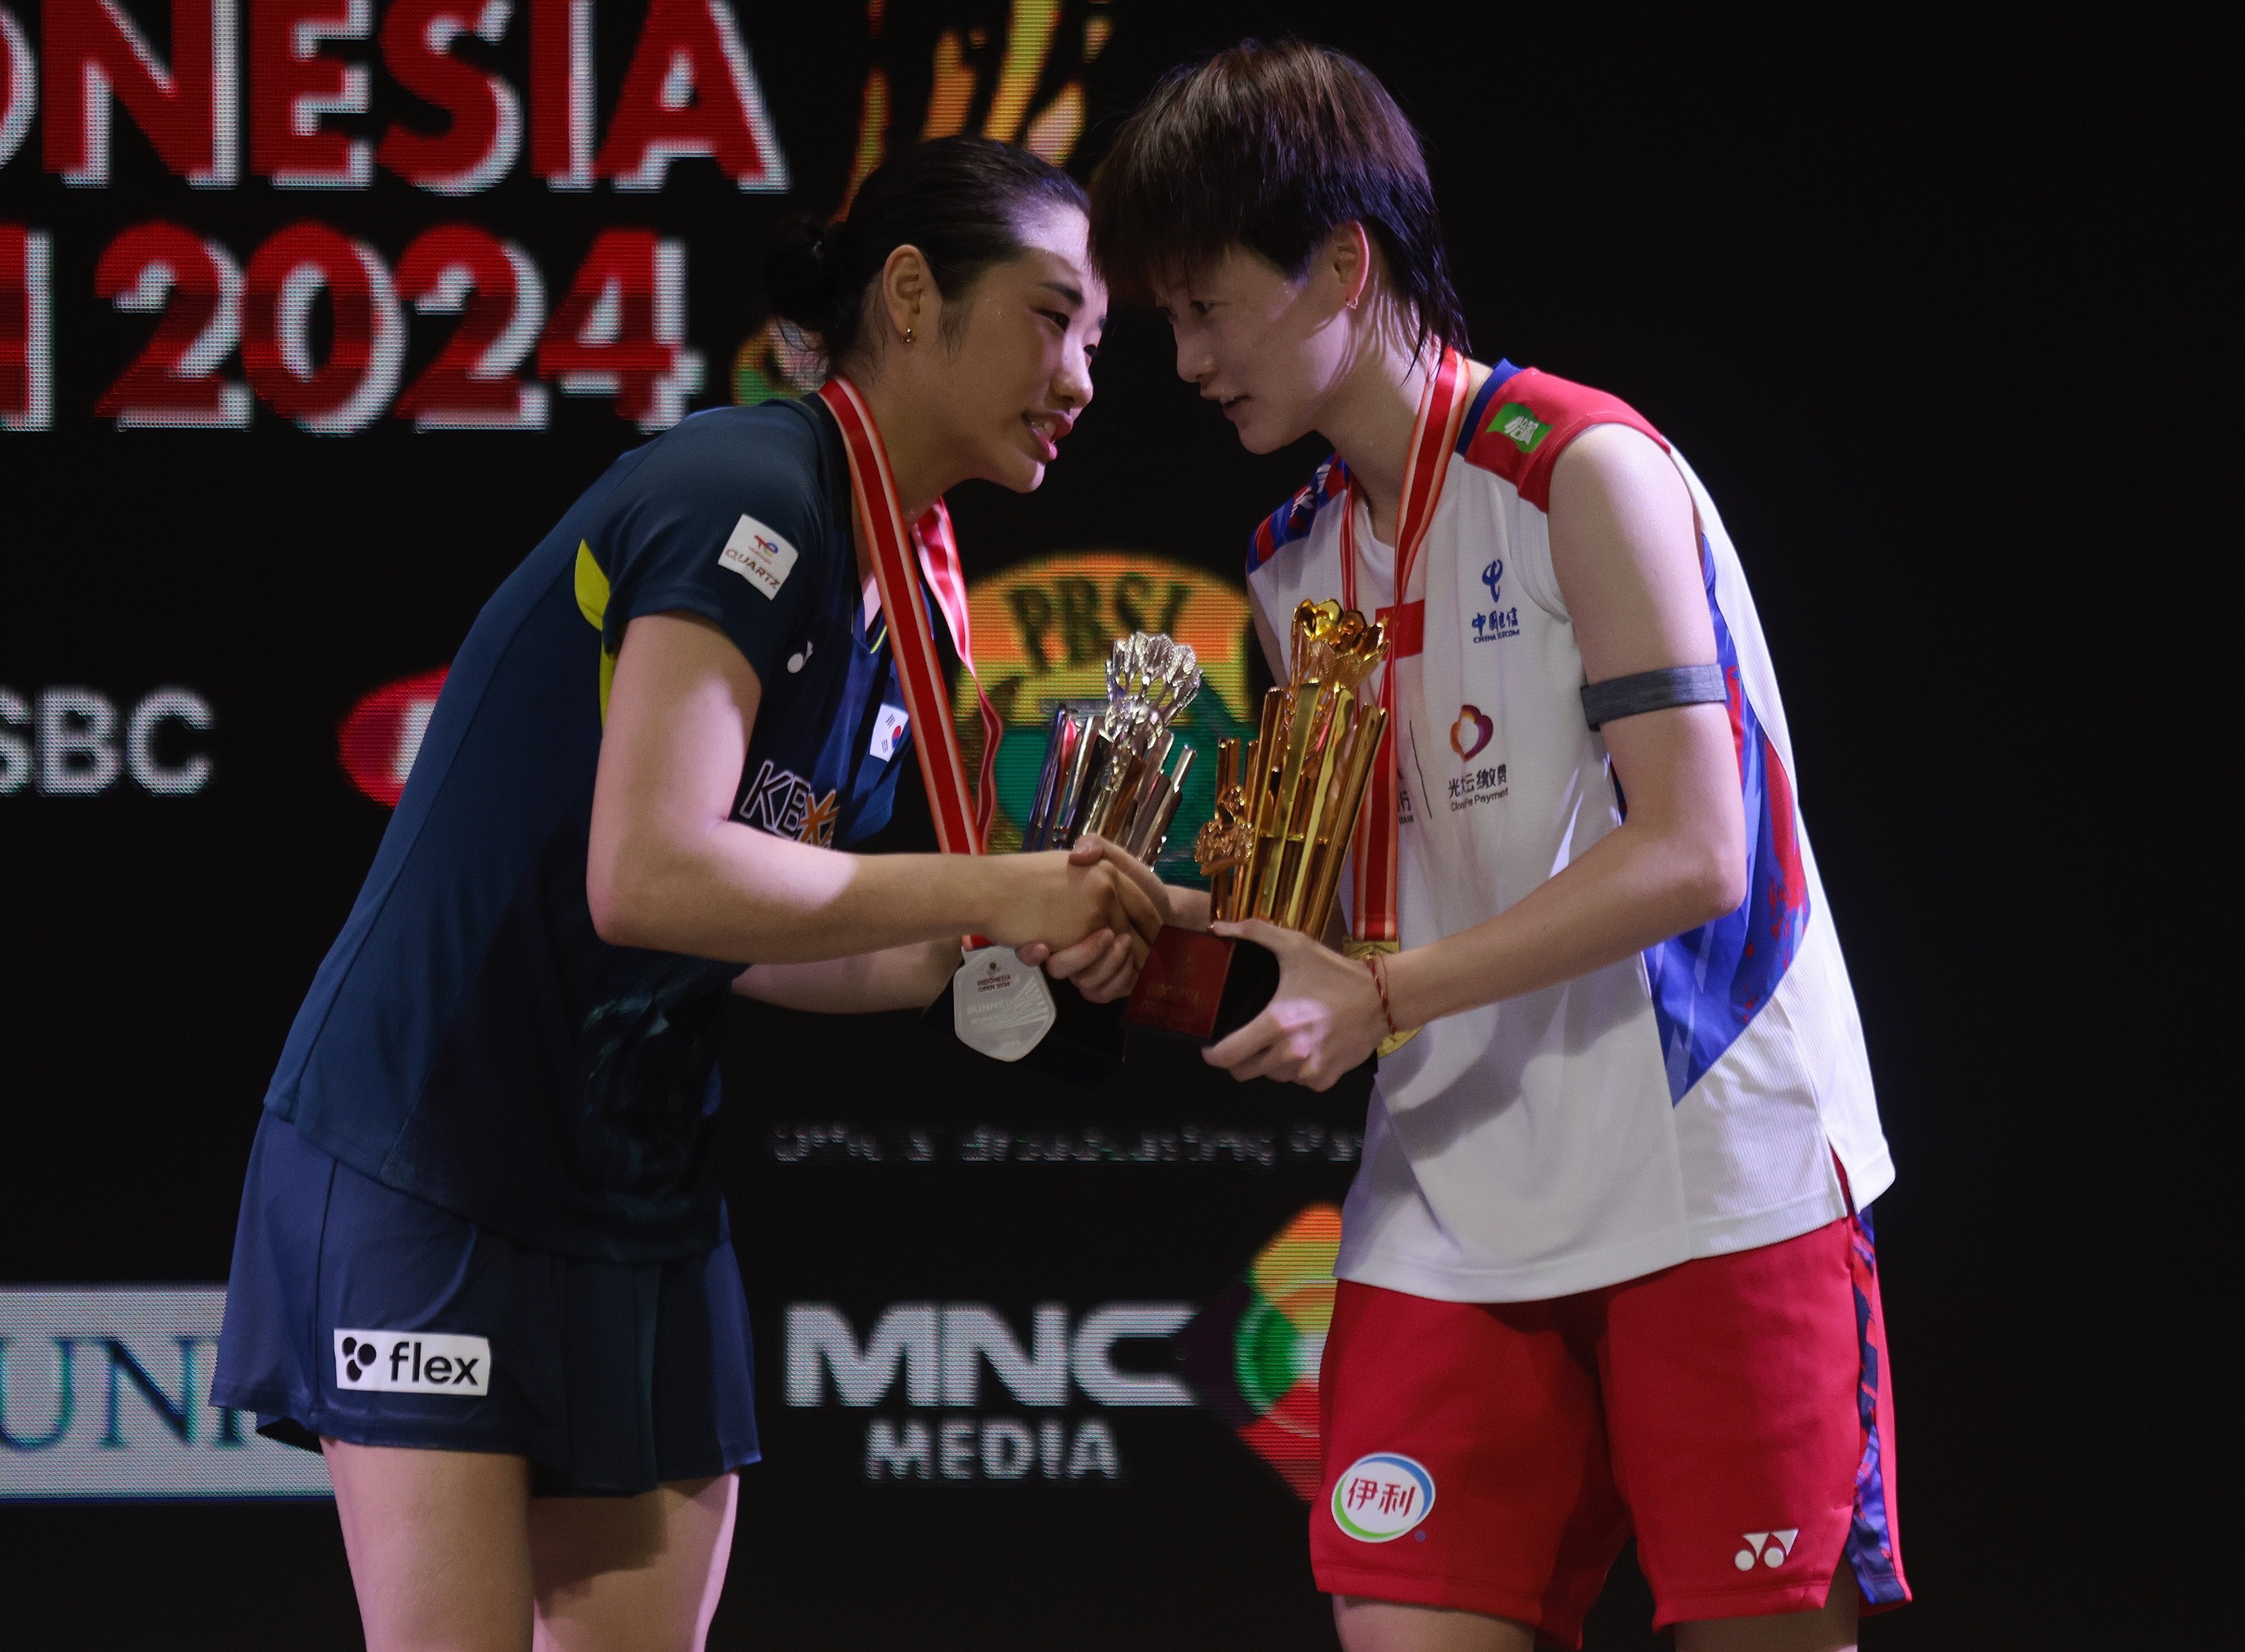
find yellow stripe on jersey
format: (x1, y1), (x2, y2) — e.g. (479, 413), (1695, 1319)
(574, 541), (617, 722)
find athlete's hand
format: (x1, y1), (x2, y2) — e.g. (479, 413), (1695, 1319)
(1068, 834), (1213, 933)
(1016, 837), (1132, 1000)
(992, 836), (1163, 971)
(1202, 919), (1386, 1091)
(1013, 836), (1193, 1002)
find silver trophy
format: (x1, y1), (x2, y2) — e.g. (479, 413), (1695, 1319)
(1021, 632), (1202, 862)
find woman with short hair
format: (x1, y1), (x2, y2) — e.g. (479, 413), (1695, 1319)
(1095, 42), (1907, 1652)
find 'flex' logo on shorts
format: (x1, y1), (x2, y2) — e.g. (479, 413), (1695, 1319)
(334, 1331), (491, 1395)
(1331, 1452), (1435, 1542)
(1735, 1528), (1800, 1570)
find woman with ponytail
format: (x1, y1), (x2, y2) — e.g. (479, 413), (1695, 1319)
(211, 135), (1175, 1651)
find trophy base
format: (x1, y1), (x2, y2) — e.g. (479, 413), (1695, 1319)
(923, 970), (1127, 1088)
(1123, 928), (1281, 1044)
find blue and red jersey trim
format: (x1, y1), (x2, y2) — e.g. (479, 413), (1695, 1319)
(1640, 532), (1812, 1102)
(1247, 453), (1350, 578)
(1458, 362), (1667, 511)
(1249, 358), (1672, 576)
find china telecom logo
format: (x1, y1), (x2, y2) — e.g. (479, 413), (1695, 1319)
(1471, 558), (1519, 643)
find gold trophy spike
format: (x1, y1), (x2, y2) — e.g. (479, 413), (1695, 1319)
(1299, 703), (1386, 944)
(1238, 686), (1283, 923)
(1253, 680), (1323, 920)
(1281, 686), (1354, 930)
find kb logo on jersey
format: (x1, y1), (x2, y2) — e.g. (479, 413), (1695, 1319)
(1472, 559), (1519, 644)
(740, 759), (840, 846)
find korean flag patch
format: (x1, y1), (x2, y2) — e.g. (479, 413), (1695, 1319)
(718, 514), (799, 599)
(870, 705), (910, 762)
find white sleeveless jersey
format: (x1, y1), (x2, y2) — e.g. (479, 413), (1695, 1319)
(1245, 364), (1893, 1302)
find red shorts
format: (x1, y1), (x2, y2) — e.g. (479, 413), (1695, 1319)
(1311, 1213), (1908, 1647)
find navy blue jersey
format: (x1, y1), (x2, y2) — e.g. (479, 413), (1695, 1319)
(267, 398), (937, 1262)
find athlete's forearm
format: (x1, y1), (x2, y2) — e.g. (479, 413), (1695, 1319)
(1164, 885), (1214, 931)
(1385, 813), (1740, 1030)
(592, 824), (1013, 964)
(732, 938), (963, 1012)
(1383, 703), (1745, 1030)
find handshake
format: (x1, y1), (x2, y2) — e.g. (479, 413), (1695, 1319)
(971, 606), (1394, 1063)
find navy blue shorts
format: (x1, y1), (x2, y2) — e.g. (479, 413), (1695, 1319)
(212, 1111), (760, 1497)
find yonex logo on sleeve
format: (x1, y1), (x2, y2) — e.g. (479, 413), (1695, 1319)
(1330, 1452), (1435, 1542)
(1488, 402), (1551, 455)
(719, 514), (800, 599)
(334, 1331), (491, 1395)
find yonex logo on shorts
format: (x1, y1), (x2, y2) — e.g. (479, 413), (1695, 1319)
(1735, 1528), (1800, 1570)
(334, 1331), (491, 1395)
(1330, 1452), (1435, 1542)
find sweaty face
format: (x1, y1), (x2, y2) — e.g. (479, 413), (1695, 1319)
(1155, 245), (1355, 454)
(937, 206), (1106, 493)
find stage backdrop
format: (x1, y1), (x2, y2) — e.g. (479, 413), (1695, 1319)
(2, 2), (2018, 1647)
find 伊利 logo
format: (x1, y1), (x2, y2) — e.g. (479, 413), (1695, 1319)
(1331, 1452), (1436, 1542)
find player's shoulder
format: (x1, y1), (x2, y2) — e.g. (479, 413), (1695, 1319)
(593, 399), (843, 578)
(618, 399), (836, 509)
(1246, 452), (1350, 582)
(1456, 361), (1669, 512)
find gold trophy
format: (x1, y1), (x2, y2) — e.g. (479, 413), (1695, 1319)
(1126, 601), (1391, 1042)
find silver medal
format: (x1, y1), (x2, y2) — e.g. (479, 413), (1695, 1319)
(952, 945), (1058, 1061)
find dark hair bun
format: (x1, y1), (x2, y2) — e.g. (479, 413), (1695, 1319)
(761, 137), (1088, 368)
(765, 215), (846, 336)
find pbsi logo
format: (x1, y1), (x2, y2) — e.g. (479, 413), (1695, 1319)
(1330, 1452), (1436, 1542)
(738, 758), (838, 845)
(333, 1331), (490, 1396)
(1736, 1528), (1800, 1570)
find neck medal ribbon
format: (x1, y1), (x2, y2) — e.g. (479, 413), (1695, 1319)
(1336, 344), (1469, 1054)
(815, 377), (1048, 1059)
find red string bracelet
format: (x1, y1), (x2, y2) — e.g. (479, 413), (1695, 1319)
(1363, 953), (1398, 1038)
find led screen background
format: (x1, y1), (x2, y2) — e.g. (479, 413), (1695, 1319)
(0, 3), (2186, 1647)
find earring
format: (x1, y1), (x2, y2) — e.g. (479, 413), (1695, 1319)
(904, 326), (916, 345)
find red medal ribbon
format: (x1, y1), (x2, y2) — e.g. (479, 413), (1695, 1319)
(1338, 345), (1470, 944)
(816, 377), (1000, 856)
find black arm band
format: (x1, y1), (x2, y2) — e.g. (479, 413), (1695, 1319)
(1579, 664), (1726, 730)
